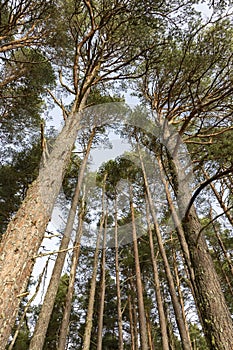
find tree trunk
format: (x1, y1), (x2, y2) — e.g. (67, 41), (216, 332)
(182, 207), (233, 349)
(172, 244), (192, 348)
(169, 139), (233, 349)
(29, 128), (95, 350)
(145, 199), (169, 350)
(96, 212), (107, 350)
(146, 309), (155, 350)
(129, 280), (139, 350)
(0, 103), (84, 348)
(114, 197), (124, 350)
(157, 157), (196, 294)
(57, 190), (86, 350)
(82, 175), (107, 350)
(128, 293), (136, 350)
(129, 184), (149, 350)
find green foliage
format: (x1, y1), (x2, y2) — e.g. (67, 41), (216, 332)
(189, 323), (208, 349)
(0, 49), (55, 146)
(9, 322), (30, 350)
(62, 153), (82, 200)
(87, 88), (124, 106)
(0, 142), (42, 235)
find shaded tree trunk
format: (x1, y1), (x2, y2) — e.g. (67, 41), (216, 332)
(29, 128), (95, 350)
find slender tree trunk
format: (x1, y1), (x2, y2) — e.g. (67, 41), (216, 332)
(145, 198), (169, 350)
(172, 244), (192, 348)
(82, 175), (107, 350)
(29, 128), (96, 350)
(129, 280), (139, 350)
(137, 141), (192, 350)
(157, 157), (196, 293)
(129, 184), (149, 350)
(96, 211), (108, 350)
(114, 197), (124, 350)
(157, 157), (205, 333)
(58, 189), (86, 350)
(0, 101), (85, 347)
(146, 309), (155, 350)
(128, 293), (136, 350)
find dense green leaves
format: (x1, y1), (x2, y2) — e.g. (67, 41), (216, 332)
(0, 142), (41, 234)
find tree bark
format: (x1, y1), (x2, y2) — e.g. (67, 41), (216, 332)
(0, 104), (83, 348)
(170, 141), (233, 349)
(182, 207), (233, 349)
(29, 128), (95, 350)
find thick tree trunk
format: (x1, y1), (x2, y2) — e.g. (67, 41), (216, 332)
(57, 191), (86, 350)
(182, 207), (233, 350)
(145, 199), (169, 350)
(129, 184), (149, 350)
(169, 141), (233, 349)
(114, 198), (124, 350)
(29, 128), (95, 350)
(0, 106), (82, 348)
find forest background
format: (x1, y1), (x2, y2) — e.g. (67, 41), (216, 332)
(0, 0), (233, 349)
